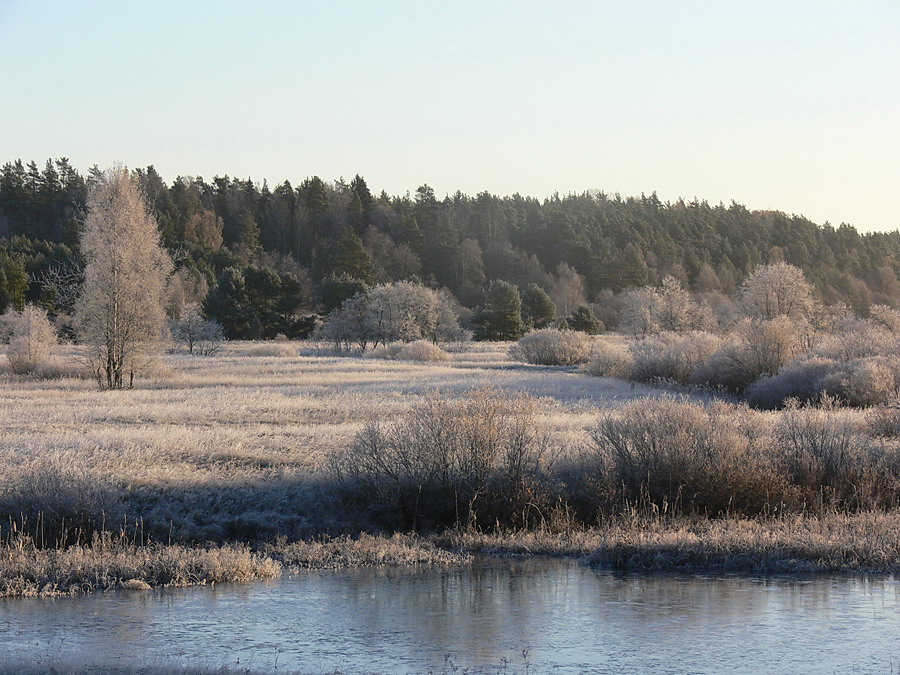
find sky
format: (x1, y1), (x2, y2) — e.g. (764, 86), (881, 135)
(1, 0), (898, 232)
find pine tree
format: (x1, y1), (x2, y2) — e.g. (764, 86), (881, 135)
(475, 280), (524, 341)
(521, 283), (556, 329)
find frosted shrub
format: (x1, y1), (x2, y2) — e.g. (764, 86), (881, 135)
(6, 305), (57, 375)
(748, 356), (899, 409)
(629, 331), (722, 384)
(397, 340), (451, 362)
(508, 328), (593, 366)
(869, 304), (900, 334)
(695, 317), (805, 391)
(0, 455), (123, 543)
(776, 398), (896, 509)
(813, 317), (896, 361)
(746, 358), (838, 408)
(170, 303), (224, 355)
(239, 342), (297, 357)
(868, 393), (900, 438)
(822, 357), (899, 408)
(590, 397), (782, 515)
(370, 340), (450, 362)
(330, 389), (553, 529)
(581, 340), (634, 379)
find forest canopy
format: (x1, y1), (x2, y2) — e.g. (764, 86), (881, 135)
(1, 158), (898, 331)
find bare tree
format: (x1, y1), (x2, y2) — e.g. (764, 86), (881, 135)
(316, 281), (470, 351)
(75, 167), (173, 388)
(549, 263), (587, 319)
(6, 305), (57, 374)
(618, 287), (661, 338)
(656, 275), (704, 332)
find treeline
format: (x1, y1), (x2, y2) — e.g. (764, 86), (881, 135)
(2, 158), (899, 334)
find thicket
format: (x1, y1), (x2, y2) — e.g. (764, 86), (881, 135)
(328, 390), (556, 530)
(322, 391), (900, 532)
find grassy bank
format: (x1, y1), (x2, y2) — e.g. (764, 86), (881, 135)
(444, 512), (900, 574)
(0, 533), (280, 597)
(7, 513), (900, 597)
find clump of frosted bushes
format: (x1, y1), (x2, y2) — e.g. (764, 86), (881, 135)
(588, 396), (900, 514)
(508, 328), (594, 366)
(370, 340), (451, 362)
(582, 312), (900, 409)
(329, 389), (554, 529)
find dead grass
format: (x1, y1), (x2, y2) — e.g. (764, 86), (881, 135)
(587, 512), (900, 573)
(268, 532), (470, 570)
(0, 533), (281, 597)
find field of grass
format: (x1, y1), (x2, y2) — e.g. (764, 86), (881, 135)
(0, 340), (664, 537)
(3, 339), (899, 595)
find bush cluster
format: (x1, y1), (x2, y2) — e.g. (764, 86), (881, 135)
(329, 389), (555, 530)
(508, 328), (594, 366)
(327, 391), (900, 532)
(583, 313), (900, 409)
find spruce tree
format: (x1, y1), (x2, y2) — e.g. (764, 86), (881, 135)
(476, 280), (524, 341)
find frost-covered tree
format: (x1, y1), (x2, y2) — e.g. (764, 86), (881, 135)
(6, 304), (57, 374)
(618, 287), (661, 338)
(75, 167), (173, 388)
(170, 302), (224, 355)
(656, 276), (700, 332)
(550, 263), (586, 318)
(316, 281), (469, 351)
(739, 262), (815, 321)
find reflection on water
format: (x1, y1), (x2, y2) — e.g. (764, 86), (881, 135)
(1, 558), (899, 673)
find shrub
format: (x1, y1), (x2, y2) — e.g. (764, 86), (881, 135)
(329, 389), (553, 530)
(813, 316), (896, 361)
(747, 356), (900, 409)
(868, 393), (900, 438)
(0, 455), (124, 545)
(370, 341), (441, 362)
(629, 331), (721, 384)
(237, 342), (297, 357)
(508, 328), (593, 366)
(581, 340), (634, 379)
(371, 340), (451, 362)
(822, 357), (898, 407)
(775, 398), (899, 510)
(589, 397), (784, 515)
(694, 317), (805, 392)
(746, 357), (840, 409)
(6, 305), (57, 375)
(170, 302), (224, 355)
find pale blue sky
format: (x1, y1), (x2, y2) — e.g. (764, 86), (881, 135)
(1, 1), (898, 231)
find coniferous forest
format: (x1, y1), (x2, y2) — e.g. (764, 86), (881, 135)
(1, 158), (898, 338)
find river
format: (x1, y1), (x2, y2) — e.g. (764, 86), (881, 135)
(1, 558), (898, 673)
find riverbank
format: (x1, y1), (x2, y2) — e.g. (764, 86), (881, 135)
(5, 513), (900, 597)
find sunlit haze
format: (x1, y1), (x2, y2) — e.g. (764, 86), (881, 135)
(1, 0), (897, 231)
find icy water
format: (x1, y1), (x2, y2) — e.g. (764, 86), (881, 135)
(1, 558), (899, 674)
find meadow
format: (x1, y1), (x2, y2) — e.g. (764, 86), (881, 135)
(2, 339), (900, 596)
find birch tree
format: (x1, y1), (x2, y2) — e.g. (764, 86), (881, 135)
(75, 167), (172, 388)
